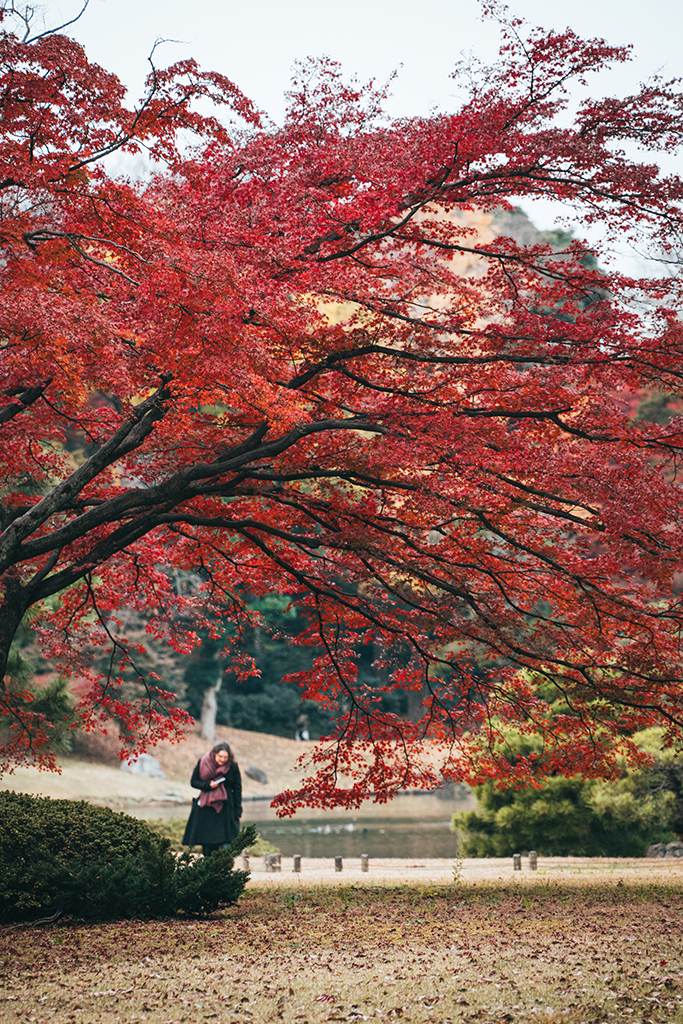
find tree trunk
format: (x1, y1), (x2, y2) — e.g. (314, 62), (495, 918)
(200, 686), (217, 742)
(199, 664), (224, 742)
(0, 573), (31, 686)
(406, 683), (428, 724)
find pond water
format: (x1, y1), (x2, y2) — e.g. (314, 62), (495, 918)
(246, 816), (459, 859)
(137, 789), (476, 860)
(242, 790), (475, 859)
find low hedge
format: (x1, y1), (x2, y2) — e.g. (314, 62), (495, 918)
(0, 791), (256, 923)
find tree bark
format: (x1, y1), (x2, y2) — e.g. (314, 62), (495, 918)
(0, 573), (31, 685)
(199, 664), (224, 742)
(406, 683), (428, 724)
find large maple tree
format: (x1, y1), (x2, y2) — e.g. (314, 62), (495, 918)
(2, 5), (683, 810)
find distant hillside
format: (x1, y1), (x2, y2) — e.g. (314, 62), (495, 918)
(0, 724), (314, 808)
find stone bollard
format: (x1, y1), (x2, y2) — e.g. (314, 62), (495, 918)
(242, 850), (250, 871)
(335, 856), (343, 872)
(513, 853), (521, 871)
(360, 853), (369, 873)
(293, 854), (301, 873)
(528, 850), (538, 871)
(269, 853), (281, 873)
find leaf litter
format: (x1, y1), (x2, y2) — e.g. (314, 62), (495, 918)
(1, 880), (682, 1024)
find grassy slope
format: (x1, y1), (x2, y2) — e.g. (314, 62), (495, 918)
(2, 880), (683, 1023)
(0, 724), (314, 806)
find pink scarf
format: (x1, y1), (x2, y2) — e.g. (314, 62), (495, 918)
(198, 750), (231, 814)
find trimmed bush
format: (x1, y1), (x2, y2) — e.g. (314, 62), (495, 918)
(174, 844), (247, 917)
(452, 774), (677, 857)
(0, 791), (256, 922)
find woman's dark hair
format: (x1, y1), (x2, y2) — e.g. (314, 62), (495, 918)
(212, 741), (234, 767)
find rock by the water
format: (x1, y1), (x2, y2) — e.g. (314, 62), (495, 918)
(646, 840), (683, 858)
(245, 766), (268, 784)
(120, 753), (165, 778)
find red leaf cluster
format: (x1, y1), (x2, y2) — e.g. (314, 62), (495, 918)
(2, 10), (683, 810)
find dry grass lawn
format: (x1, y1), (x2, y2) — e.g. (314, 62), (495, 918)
(2, 864), (682, 1024)
(0, 725), (314, 807)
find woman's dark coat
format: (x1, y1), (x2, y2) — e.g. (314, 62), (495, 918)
(182, 760), (242, 847)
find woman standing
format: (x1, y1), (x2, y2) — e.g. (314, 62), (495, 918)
(182, 741), (242, 856)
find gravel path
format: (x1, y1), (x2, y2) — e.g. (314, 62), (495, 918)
(244, 854), (683, 886)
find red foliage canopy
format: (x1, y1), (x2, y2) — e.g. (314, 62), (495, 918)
(2, 8), (683, 810)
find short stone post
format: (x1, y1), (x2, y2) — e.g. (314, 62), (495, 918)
(263, 852), (270, 872)
(360, 853), (369, 872)
(528, 850), (538, 871)
(335, 855), (343, 872)
(293, 854), (301, 873)
(241, 850), (250, 871)
(269, 853), (281, 873)
(513, 853), (521, 871)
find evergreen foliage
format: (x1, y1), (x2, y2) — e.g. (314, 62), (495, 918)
(0, 792), (255, 922)
(173, 843), (249, 917)
(181, 593), (403, 739)
(452, 772), (678, 857)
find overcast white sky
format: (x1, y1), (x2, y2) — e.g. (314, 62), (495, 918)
(33, 0), (683, 272)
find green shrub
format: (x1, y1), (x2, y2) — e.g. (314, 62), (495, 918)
(173, 836), (252, 917)
(452, 773), (677, 857)
(0, 791), (256, 923)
